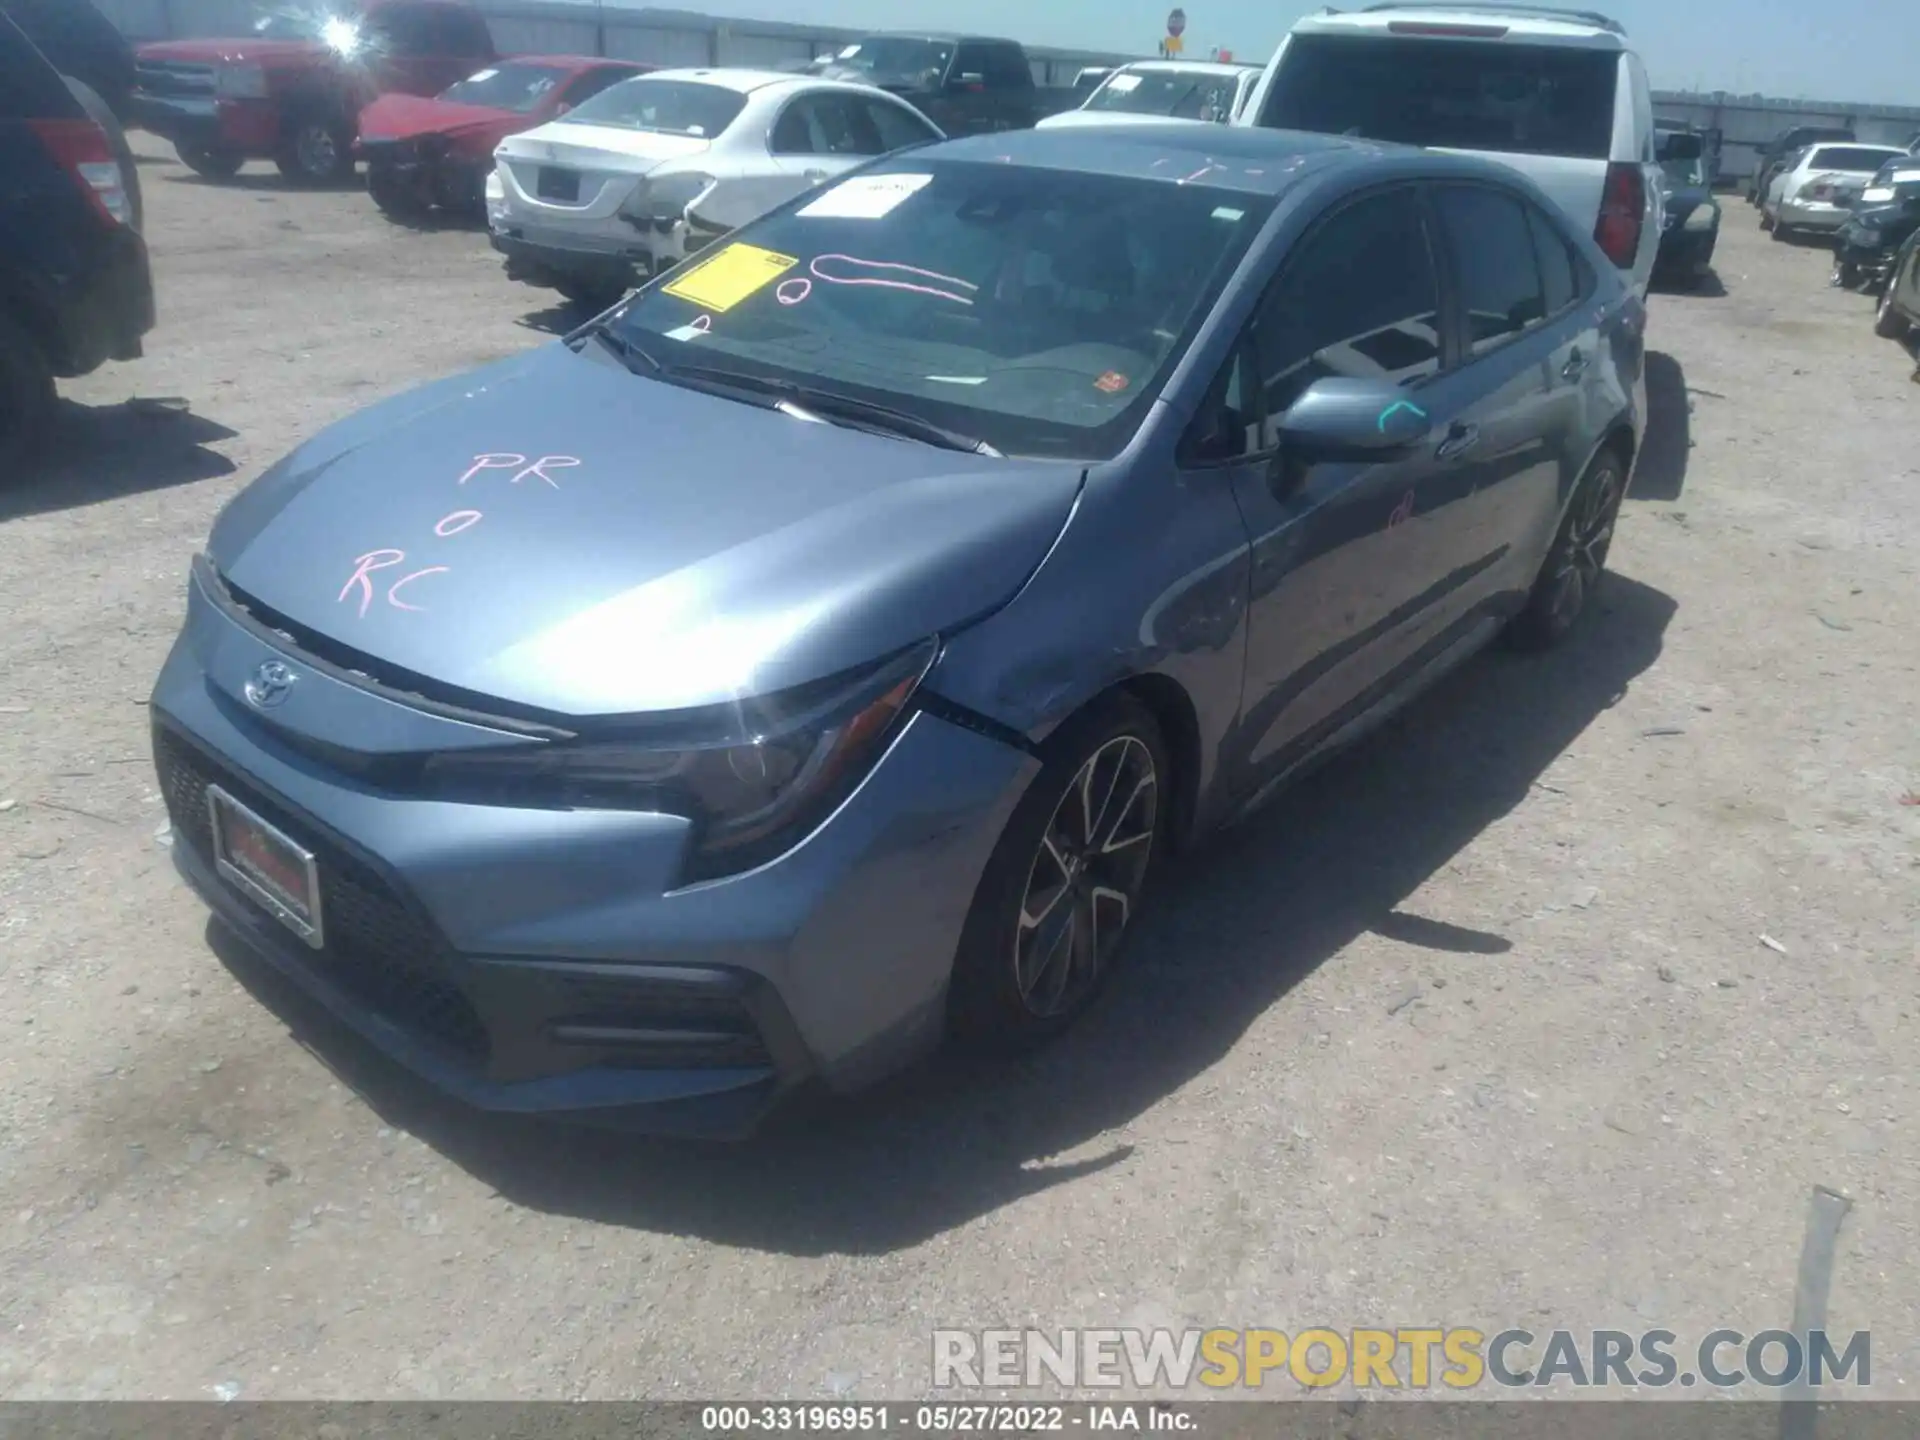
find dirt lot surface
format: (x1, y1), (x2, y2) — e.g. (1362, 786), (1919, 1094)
(1, 137), (1916, 1402)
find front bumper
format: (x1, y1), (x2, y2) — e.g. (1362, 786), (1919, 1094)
(1656, 224), (1718, 273)
(128, 93), (278, 155)
(148, 573), (1036, 1136)
(362, 141), (487, 211)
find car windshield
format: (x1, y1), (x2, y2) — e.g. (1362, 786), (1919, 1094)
(1257, 33), (1617, 159)
(251, 10), (326, 41)
(831, 37), (954, 87)
(557, 78), (745, 137)
(440, 63), (571, 113)
(608, 159), (1272, 459)
(1087, 69), (1244, 122)
(1808, 146), (1905, 174)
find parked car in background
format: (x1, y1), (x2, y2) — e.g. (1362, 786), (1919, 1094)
(0, 10), (153, 467)
(150, 124), (1645, 1137)
(1747, 124), (1854, 206)
(359, 57), (650, 218)
(130, 0), (495, 184)
(1654, 127), (1719, 285)
(1238, 3), (1665, 299)
(1872, 228), (1920, 343)
(1037, 60), (1259, 130)
(1833, 160), (1920, 291)
(1762, 142), (1908, 240)
(0, 0), (135, 122)
(488, 69), (943, 308)
(817, 33), (1037, 135)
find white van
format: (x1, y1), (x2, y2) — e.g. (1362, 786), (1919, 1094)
(1236, 3), (1664, 298)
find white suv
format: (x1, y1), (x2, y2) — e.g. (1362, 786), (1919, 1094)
(1237, 3), (1663, 298)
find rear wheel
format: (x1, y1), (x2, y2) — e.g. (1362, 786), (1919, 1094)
(177, 142), (243, 179)
(276, 116), (354, 185)
(1874, 277), (1911, 339)
(1507, 448), (1627, 652)
(948, 693), (1167, 1050)
(0, 311), (57, 474)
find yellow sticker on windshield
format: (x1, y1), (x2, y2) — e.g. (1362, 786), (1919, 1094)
(662, 242), (798, 313)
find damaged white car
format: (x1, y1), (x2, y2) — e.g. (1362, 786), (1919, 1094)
(487, 68), (944, 308)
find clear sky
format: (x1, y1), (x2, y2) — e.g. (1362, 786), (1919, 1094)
(675, 0), (1919, 108)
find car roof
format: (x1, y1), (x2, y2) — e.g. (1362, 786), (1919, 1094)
(1807, 142), (1906, 159)
(636, 67), (820, 94)
(927, 123), (1532, 195)
(506, 54), (647, 71)
(850, 31), (1020, 45)
(1293, 3), (1630, 49)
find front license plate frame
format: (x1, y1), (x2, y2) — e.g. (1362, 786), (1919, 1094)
(207, 785), (325, 950)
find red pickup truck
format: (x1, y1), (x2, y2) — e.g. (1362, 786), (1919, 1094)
(129, 0), (494, 184)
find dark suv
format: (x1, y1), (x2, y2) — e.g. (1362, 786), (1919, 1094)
(821, 33), (1038, 134)
(1, 11), (154, 466)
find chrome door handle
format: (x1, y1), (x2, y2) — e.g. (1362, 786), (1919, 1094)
(1435, 423), (1480, 462)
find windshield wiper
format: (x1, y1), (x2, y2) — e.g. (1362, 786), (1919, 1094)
(576, 320), (661, 375)
(662, 363), (1003, 456)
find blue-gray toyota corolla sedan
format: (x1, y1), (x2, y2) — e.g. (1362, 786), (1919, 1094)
(152, 125), (1646, 1137)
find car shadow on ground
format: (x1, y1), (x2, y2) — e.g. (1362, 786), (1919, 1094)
(1652, 269), (1728, 299)
(1770, 227), (1841, 250)
(375, 207), (488, 235)
(1630, 351), (1690, 503)
(211, 574), (1676, 1256)
(517, 299), (595, 336)
(0, 400), (236, 523)
(161, 169), (362, 193)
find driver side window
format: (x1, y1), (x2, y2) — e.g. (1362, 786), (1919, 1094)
(1181, 185), (1441, 464)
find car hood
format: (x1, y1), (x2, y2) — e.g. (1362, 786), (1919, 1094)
(137, 37), (327, 67)
(495, 119), (711, 173)
(359, 92), (523, 146)
(207, 343), (1084, 718)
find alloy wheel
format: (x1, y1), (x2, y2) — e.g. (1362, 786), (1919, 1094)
(1013, 735), (1158, 1019)
(1546, 464), (1622, 630)
(296, 124), (339, 179)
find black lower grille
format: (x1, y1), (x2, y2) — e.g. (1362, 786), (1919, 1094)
(154, 726), (490, 1065)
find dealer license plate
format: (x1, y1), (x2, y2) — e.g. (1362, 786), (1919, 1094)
(208, 786), (324, 949)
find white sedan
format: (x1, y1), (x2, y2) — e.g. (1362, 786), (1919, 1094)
(487, 68), (944, 306)
(1762, 141), (1909, 239)
(1036, 60), (1261, 131)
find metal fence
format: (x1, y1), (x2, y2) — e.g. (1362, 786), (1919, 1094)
(91, 0), (1142, 88)
(1653, 90), (1920, 188)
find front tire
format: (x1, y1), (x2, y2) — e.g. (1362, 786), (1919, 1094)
(0, 310), (58, 474)
(948, 693), (1167, 1050)
(367, 165), (425, 218)
(1875, 279), (1911, 339)
(1507, 449), (1627, 652)
(276, 116), (354, 185)
(177, 142), (243, 179)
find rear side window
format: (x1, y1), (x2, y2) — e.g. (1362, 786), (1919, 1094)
(1435, 185), (1547, 353)
(1524, 202), (1581, 315)
(1257, 33), (1619, 160)
(1808, 146), (1903, 173)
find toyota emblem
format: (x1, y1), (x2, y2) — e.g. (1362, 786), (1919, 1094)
(244, 659), (298, 709)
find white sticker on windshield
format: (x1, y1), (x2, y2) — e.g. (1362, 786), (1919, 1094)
(465, 67), (498, 83)
(797, 172), (934, 219)
(1106, 73), (1143, 92)
(925, 375), (987, 385)
(1212, 206), (1245, 221)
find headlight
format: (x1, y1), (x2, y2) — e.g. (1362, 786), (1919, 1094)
(623, 171), (715, 223)
(1684, 204), (1719, 232)
(421, 640), (936, 879)
(214, 63), (268, 99)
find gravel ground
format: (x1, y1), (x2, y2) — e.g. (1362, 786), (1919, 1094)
(0, 137), (1915, 1403)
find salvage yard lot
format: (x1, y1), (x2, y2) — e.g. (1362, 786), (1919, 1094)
(1, 134), (1916, 1399)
